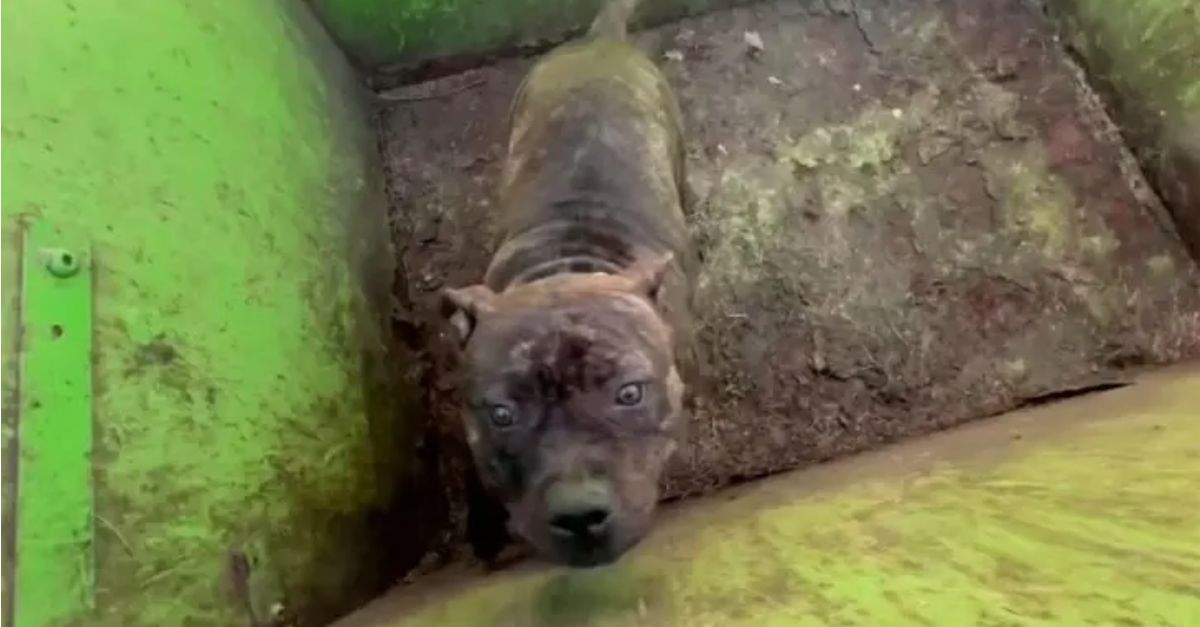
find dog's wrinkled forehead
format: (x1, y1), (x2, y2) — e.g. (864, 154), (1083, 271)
(468, 296), (664, 388)
(523, 317), (653, 392)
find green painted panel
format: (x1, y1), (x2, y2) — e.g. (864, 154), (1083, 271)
(1, 0), (405, 624)
(307, 0), (759, 71)
(14, 223), (95, 627)
(341, 367), (1200, 627)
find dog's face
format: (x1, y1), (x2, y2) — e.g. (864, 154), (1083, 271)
(442, 256), (683, 567)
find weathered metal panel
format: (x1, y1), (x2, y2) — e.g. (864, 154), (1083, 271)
(14, 223), (95, 627)
(0, 0), (410, 624)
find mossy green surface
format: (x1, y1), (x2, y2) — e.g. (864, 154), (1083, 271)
(1056, 0), (1199, 116)
(342, 367), (1200, 626)
(2, 0), (402, 624)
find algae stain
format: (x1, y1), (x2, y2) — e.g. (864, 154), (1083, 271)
(779, 106), (907, 218)
(1074, 284), (1117, 325)
(1147, 254), (1175, 276)
(1081, 233), (1119, 259)
(903, 12), (949, 50)
(780, 88), (944, 211)
(694, 161), (792, 292)
(696, 90), (943, 314)
(1002, 358), (1029, 382)
(974, 81), (1033, 140)
(982, 148), (1076, 259)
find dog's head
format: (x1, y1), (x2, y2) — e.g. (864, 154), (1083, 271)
(441, 254), (682, 567)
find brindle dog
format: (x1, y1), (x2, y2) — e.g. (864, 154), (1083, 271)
(441, 0), (692, 568)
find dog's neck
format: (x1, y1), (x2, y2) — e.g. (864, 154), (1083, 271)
(507, 255), (625, 286)
(484, 197), (668, 291)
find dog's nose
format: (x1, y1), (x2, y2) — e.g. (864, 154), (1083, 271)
(546, 479), (614, 539)
(549, 506), (612, 538)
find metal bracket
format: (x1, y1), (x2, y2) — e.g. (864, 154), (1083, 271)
(14, 221), (95, 627)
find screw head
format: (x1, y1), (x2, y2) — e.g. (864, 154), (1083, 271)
(43, 248), (81, 278)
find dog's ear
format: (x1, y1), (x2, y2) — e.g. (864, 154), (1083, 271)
(622, 251), (673, 303)
(440, 285), (497, 346)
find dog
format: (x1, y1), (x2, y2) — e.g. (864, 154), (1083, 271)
(441, 0), (692, 568)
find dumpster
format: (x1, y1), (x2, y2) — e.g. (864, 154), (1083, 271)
(2, 0), (1198, 625)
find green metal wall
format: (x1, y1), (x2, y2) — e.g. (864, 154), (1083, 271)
(1, 1), (411, 625)
(1050, 0), (1200, 261)
(306, 0), (760, 71)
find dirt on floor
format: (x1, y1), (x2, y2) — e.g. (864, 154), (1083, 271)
(374, 0), (1200, 573)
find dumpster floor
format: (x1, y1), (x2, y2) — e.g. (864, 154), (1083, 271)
(337, 364), (1200, 626)
(377, 0), (1200, 570)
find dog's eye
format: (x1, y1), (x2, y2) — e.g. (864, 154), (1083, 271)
(615, 383), (645, 406)
(489, 404), (516, 428)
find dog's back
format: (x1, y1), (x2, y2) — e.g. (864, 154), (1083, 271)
(484, 0), (690, 307)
